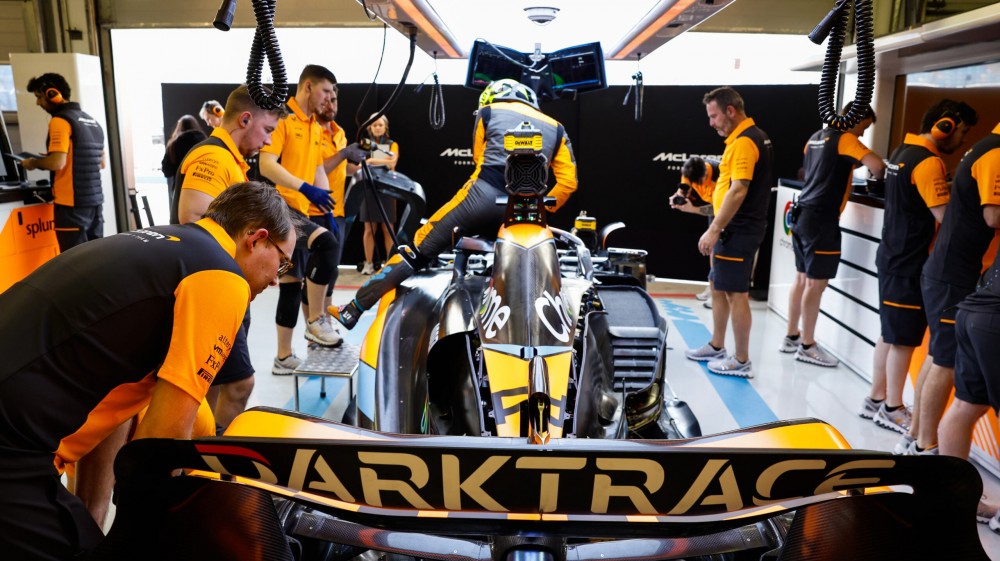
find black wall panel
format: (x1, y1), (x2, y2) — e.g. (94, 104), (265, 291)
(162, 83), (818, 280)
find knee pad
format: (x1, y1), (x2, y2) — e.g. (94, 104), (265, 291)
(305, 230), (338, 285)
(275, 282), (302, 328)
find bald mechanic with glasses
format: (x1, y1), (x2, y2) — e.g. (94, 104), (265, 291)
(0, 183), (295, 560)
(329, 79), (578, 330)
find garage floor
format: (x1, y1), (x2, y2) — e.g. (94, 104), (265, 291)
(241, 268), (1000, 559)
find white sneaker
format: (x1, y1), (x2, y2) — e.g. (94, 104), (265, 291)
(707, 355), (754, 378)
(361, 262), (375, 275)
(695, 287), (711, 301)
(874, 403), (912, 434)
(305, 315), (343, 347)
(778, 335), (800, 353)
(979, 496), (1000, 524)
(795, 343), (839, 367)
(685, 342), (727, 362)
(859, 396), (882, 420)
(891, 433), (915, 454)
(272, 353), (302, 376)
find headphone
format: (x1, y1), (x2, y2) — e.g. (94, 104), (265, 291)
(45, 87), (65, 104)
(931, 113), (959, 140)
(212, 105), (225, 118)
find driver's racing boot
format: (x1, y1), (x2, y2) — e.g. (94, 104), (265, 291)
(329, 299), (363, 330)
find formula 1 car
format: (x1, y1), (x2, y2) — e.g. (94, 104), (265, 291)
(93, 126), (990, 561)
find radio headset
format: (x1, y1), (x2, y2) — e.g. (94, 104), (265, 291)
(45, 87), (65, 104)
(931, 113), (959, 140)
(212, 105), (225, 118)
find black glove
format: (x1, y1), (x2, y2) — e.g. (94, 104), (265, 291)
(342, 143), (369, 165)
(299, 182), (335, 213)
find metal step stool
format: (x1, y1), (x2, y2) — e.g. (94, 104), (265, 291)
(291, 343), (360, 412)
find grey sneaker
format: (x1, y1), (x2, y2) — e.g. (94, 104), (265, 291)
(874, 403), (912, 434)
(305, 315), (343, 347)
(859, 396), (882, 420)
(272, 353), (302, 376)
(685, 342), (727, 362)
(891, 432), (915, 454)
(902, 440), (939, 456)
(707, 355), (754, 378)
(779, 335), (800, 353)
(795, 343), (839, 367)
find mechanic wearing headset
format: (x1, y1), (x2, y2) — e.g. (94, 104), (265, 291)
(171, 84), (287, 432)
(258, 64), (367, 373)
(21, 73), (106, 252)
(199, 99), (225, 129)
(684, 86), (773, 379)
(329, 79), (578, 330)
(781, 102), (885, 369)
(0, 183), (294, 560)
(866, 99), (977, 442)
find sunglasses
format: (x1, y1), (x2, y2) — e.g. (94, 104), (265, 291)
(266, 237), (294, 276)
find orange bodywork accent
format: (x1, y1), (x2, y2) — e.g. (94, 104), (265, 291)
(361, 289), (397, 368)
(498, 223), (554, 248)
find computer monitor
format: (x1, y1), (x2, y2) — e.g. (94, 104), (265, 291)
(0, 111), (27, 186)
(464, 40), (608, 101)
(548, 42), (607, 95)
(465, 40), (529, 89)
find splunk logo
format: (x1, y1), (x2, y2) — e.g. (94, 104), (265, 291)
(23, 214), (55, 239)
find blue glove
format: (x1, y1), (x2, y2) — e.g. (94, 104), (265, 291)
(342, 142), (369, 165)
(299, 182), (335, 213)
(324, 213), (340, 236)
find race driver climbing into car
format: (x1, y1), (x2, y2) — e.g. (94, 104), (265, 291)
(330, 79), (579, 329)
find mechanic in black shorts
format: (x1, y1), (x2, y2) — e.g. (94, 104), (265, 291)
(0, 183), (294, 560)
(934, 121), (1000, 465)
(684, 87), (773, 379)
(873, 99), (978, 447)
(782, 102), (884, 369)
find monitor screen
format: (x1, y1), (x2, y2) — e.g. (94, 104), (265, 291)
(0, 111), (26, 186)
(465, 40), (607, 100)
(548, 43), (607, 94)
(465, 40), (528, 89)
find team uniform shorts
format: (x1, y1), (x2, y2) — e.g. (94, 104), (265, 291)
(791, 207), (841, 279)
(921, 275), (974, 368)
(709, 229), (765, 293)
(878, 273), (927, 347)
(287, 210), (323, 278)
(954, 308), (1000, 411)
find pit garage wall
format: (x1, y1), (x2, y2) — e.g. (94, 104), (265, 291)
(161, 83), (819, 279)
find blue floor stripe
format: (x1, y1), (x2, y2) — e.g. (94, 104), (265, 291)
(660, 300), (778, 427)
(281, 313), (376, 417)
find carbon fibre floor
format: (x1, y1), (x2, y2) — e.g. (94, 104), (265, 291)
(242, 269), (1000, 559)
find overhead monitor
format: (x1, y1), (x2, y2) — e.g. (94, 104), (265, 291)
(464, 40), (608, 101)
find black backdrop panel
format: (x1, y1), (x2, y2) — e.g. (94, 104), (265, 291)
(162, 83), (818, 279)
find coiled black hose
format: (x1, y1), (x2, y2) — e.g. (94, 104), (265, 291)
(428, 72), (445, 130)
(246, 0), (289, 110)
(810, 0), (875, 131)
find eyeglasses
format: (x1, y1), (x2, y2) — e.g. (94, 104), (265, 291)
(266, 237), (294, 277)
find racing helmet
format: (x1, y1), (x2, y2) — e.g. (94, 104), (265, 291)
(479, 79), (539, 110)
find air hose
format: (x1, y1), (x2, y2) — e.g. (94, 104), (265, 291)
(246, 0), (289, 110)
(428, 72), (446, 130)
(809, 0), (875, 131)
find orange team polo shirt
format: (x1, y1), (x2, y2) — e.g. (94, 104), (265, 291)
(178, 128), (250, 199)
(903, 133), (950, 208)
(712, 117), (761, 215)
(47, 116), (75, 205)
(681, 161), (716, 204)
(973, 123), (1000, 205)
(260, 97), (324, 215)
(319, 121), (348, 218)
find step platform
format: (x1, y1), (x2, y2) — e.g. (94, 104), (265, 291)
(291, 343), (360, 412)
